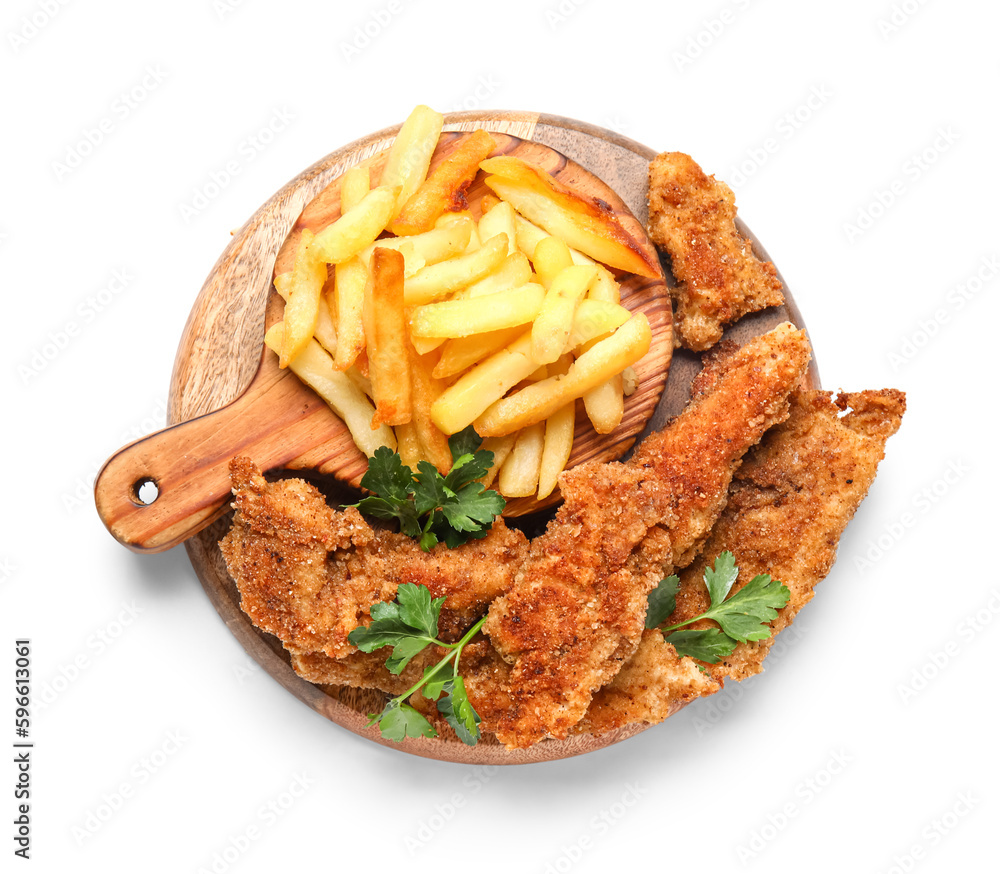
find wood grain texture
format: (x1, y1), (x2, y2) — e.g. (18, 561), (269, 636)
(104, 111), (818, 764)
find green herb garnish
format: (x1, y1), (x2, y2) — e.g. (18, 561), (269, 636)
(351, 426), (505, 551)
(348, 583), (484, 745)
(645, 551), (790, 663)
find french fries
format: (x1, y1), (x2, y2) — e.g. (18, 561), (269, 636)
(474, 314), (652, 437)
(310, 186), (399, 264)
(530, 264), (597, 364)
(410, 282), (545, 339)
(380, 104), (444, 218)
(263, 322), (395, 457)
(403, 233), (508, 306)
(367, 248), (411, 427)
(481, 156), (659, 278)
(276, 229), (327, 368)
(269, 104), (660, 501)
(391, 129), (497, 236)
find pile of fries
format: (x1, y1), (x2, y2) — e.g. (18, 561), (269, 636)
(267, 105), (659, 500)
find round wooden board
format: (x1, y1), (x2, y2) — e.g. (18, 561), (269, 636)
(171, 111), (820, 765)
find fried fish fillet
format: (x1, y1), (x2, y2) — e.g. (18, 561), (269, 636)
(579, 386), (905, 733)
(676, 387), (906, 684)
(477, 323), (811, 748)
(647, 152), (784, 351)
(219, 458), (528, 658)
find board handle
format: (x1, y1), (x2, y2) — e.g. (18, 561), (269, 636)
(93, 359), (342, 553)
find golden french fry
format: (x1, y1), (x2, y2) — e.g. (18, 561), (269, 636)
(460, 251), (533, 300)
(410, 335), (446, 356)
(512, 212), (591, 267)
(340, 165), (370, 214)
(582, 374), (624, 434)
(277, 228), (327, 368)
(408, 344), (453, 474)
(588, 264), (621, 303)
(531, 235), (574, 287)
(367, 247), (411, 427)
(430, 331), (536, 435)
(478, 433), (517, 489)
(391, 129), (497, 235)
(567, 299), (631, 348)
(361, 218), (473, 274)
(273, 268), (337, 357)
(410, 282), (544, 338)
(497, 422), (545, 497)
(480, 192), (501, 214)
(311, 186), (399, 264)
(481, 156), (659, 278)
(333, 256), (368, 371)
(433, 326), (523, 379)
(394, 420), (422, 470)
(403, 233), (509, 306)
(263, 323), (395, 456)
(380, 104), (444, 218)
(531, 264), (598, 364)
(474, 313), (652, 436)
(537, 400), (576, 499)
(477, 198), (517, 255)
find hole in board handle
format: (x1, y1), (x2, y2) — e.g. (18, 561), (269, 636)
(131, 477), (159, 506)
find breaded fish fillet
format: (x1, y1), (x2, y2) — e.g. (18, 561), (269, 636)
(675, 387), (906, 684)
(580, 386), (905, 733)
(220, 458), (528, 658)
(478, 323), (811, 748)
(647, 152), (784, 351)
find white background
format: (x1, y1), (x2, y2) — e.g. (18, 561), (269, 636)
(2, 0), (996, 871)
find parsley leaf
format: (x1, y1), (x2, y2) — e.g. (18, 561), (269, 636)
(350, 585), (486, 746)
(646, 551), (791, 664)
(645, 574), (680, 629)
(349, 428), (504, 552)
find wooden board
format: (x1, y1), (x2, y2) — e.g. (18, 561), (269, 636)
(169, 112), (818, 765)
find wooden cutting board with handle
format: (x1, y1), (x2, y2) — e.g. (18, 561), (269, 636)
(94, 111), (818, 764)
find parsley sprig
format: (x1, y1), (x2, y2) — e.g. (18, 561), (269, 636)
(352, 427), (505, 551)
(348, 583), (484, 745)
(645, 551), (790, 663)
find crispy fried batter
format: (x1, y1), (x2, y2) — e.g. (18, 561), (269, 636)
(478, 323), (811, 748)
(674, 388), (906, 683)
(219, 458), (527, 657)
(574, 632), (720, 735)
(577, 387), (904, 731)
(647, 152), (784, 351)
